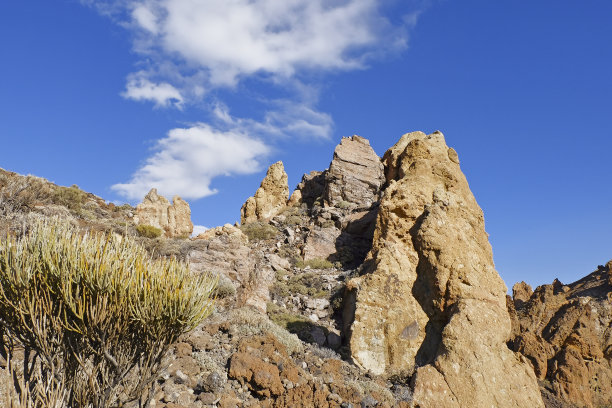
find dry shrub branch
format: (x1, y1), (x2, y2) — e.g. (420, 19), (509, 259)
(0, 218), (216, 407)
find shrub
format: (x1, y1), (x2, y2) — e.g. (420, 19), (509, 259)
(283, 215), (303, 226)
(240, 222), (277, 241)
(272, 271), (328, 298)
(51, 184), (87, 211)
(0, 218), (216, 407)
(336, 200), (352, 210)
(295, 257), (334, 270)
(136, 223), (163, 238)
(215, 278), (237, 299)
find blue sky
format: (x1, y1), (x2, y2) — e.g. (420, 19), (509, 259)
(1, 0), (611, 289)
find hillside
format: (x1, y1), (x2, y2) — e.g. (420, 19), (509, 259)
(1, 132), (610, 407)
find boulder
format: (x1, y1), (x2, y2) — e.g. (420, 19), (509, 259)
(240, 161), (289, 224)
(302, 226), (341, 262)
(324, 136), (384, 209)
(134, 188), (193, 238)
(346, 131), (543, 408)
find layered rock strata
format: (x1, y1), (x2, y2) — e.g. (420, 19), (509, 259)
(324, 135), (384, 209)
(508, 261), (612, 408)
(134, 188), (193, 238)
(346, 131), (544, 407)
(241, 162), (289, 224)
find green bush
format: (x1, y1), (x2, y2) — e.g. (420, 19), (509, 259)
(136, 223), (163, 238)
(51, 184), (87, 211)
(240, 221), (278, 241)
(0, 218), (216, 407)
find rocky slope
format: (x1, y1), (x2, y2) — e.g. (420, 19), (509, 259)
(508, 262), (612, 408)
(1, 132), (609, 407)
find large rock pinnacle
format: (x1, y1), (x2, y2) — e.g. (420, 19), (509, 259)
(241, 161), (289, 225)
(346, 131), (544, 408)
(134, 188), (193, 238)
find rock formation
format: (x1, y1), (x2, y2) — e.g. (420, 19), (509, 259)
(190, 225), (276, 313)
(241, 162), (289, 225)
(345, 131), (544, 407)
(508, 262), (612, 408)
(288, 171), (325, 208)
(324, 136), (384, 209)
(134, 188), (193, 238)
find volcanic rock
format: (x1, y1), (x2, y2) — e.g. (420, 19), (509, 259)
(241, 161), (289, 224)
(189, 226), (274, 312)
(324, 136), (384, 209)
(509, 263), (612, 407)
(345, 131), (543, 407)
(134, 188), (193, 238)
(288, 170), (325, 208)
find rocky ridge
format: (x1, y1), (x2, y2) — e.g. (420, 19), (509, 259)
(508, 261), (612, 408)
(1, 132), (609, 408)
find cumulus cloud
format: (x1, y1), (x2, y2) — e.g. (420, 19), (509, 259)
(122, 74), (183, 108)
(126, 0), (405, 86)
(111, 123), (270, 200)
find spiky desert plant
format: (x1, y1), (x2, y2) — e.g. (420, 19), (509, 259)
(0, 218), (216, 407)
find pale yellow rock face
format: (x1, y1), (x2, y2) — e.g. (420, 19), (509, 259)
(240, 161), (289, 224)
(347, 131), (544, 408)
(134, 188), (193, 238)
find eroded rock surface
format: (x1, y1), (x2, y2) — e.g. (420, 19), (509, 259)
(509, 262), (612, 408)
(190, 225), (274, 312)
(134, 188), (193, 238)
(324, 135), (384, 209)
(346, 131), (544, 407)
(241, 162), (289, 224)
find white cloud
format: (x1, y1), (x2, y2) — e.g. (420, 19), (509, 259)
(132, 3), (158, 33)
(212, 102), (333, 140)
(111, 123), (270, 200)
(122, 74), (184, 108)
(191, 225), (209, 237)
(90, 0), (408, 88)
(151, 0), (397, 86)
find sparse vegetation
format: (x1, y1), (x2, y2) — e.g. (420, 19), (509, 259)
(296, 257), (334, 270)
(319, 219), (335, 228)
(240, 221), (278, 241)
(284, 215), (303, 225)
(214, 278), (237, 298)
(51, 184), (88, 211)
(136, 223), (163, 238)
(336, 200), (352, 209)
(272, 271), (328, 298)
(267, 302), (320, 343)
(0, 218), (216, 407)
(228, 307), (303, 354)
